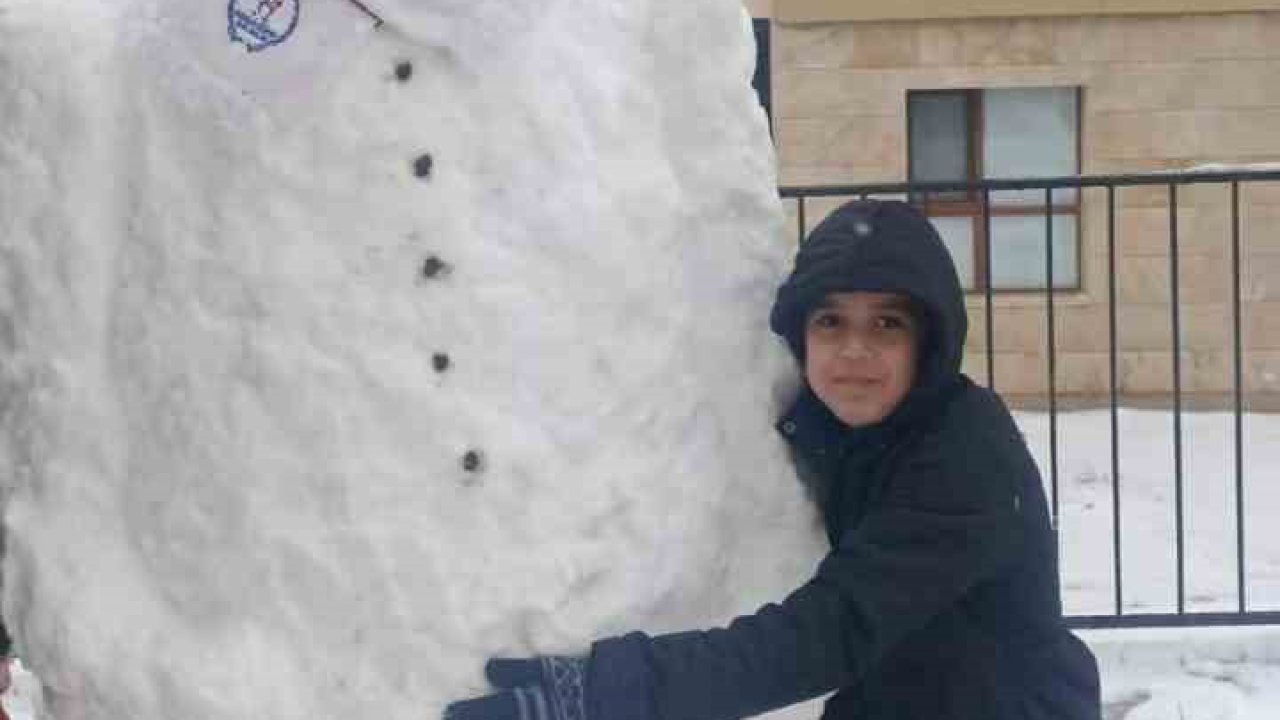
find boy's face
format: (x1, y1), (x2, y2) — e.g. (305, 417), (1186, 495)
(804, 291), (920, 428)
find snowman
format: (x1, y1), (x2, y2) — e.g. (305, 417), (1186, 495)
(0, 1), (824, 718)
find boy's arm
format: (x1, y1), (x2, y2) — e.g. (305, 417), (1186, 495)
(447, 426), (1025, 720)
(590, 475), (1022, 720)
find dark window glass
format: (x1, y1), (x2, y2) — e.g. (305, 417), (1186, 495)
(908, 91), (970, 202)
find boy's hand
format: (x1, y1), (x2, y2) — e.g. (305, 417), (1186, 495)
(445, 656), (588, 720)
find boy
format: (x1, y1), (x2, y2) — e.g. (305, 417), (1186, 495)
(446, 200), (1101, 720)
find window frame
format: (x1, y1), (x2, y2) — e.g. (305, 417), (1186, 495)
(906, 87), (1083, 293)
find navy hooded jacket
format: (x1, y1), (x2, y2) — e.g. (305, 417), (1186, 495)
(585, 200), (1101, 720)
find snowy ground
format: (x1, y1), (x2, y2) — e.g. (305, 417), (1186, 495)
(4, 406), (1278, 719)
(1084, 625), (1280, 720)
(1026, 406), (1280, 720)
(1020, 407), (1280, 616)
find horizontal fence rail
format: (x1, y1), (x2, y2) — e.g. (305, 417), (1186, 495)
(781, 169), (1280, 630)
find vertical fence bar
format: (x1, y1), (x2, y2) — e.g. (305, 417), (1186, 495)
(1169, 183), (1186, 615)
(983, 189), (995, 390)
(1108, 185), (1124, 616)
(1231, 181), (1246, 614)
(1046, 187), (1059, 530)
(797, 197), (807, 246)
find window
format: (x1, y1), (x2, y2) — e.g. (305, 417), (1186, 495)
(907, 87), (1080, 291)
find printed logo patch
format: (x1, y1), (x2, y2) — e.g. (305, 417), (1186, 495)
(228, 0), (301, 52)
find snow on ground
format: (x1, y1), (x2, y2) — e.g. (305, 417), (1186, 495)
(1017, 408), (1280, 615)
(1025, 407), (1280, 720)
(1085, 625), (1280, 720)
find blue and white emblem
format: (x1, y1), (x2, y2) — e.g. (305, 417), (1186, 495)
(228, 0), (301, 53)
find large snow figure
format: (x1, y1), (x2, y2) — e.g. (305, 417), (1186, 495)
(0, 1), (824, 718)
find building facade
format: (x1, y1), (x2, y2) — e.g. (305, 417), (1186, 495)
(754, 1), (1280, 406)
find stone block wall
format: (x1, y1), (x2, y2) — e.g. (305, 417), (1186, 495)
(773, 11), (1280, 406)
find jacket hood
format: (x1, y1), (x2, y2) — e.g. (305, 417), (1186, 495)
(770, 199), (968, 425)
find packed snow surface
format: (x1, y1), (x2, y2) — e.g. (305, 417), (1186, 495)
(1034, 407), (1280, 720)
(0, 1), (824, 718)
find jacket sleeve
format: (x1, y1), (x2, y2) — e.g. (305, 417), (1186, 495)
(586, 427), (1026, 720)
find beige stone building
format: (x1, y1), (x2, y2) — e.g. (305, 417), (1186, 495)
(749, 0), (1280, 407)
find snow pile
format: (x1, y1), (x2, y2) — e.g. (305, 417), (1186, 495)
(1018, 408), (1280, 718)
(0, 1), (823, 718)
(1085, 626), (1280, 720)
(1016, 409), (1280, 614)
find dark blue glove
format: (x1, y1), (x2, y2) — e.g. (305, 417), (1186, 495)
(445, 656), (589, 720)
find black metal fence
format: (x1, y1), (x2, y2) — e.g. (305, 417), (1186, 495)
(780, 169), (1280, 629)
